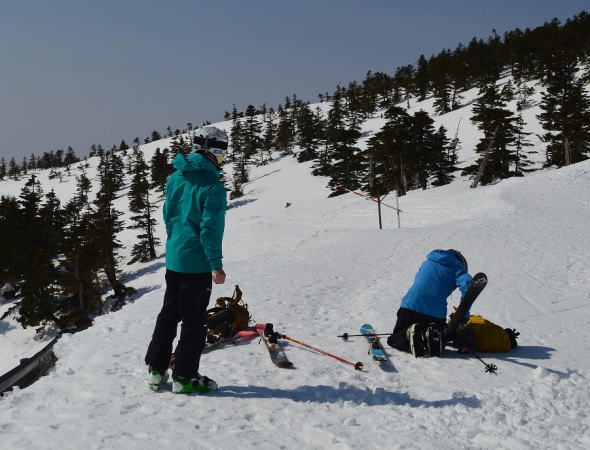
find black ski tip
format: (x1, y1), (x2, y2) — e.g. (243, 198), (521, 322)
(472, 272), (488, 283)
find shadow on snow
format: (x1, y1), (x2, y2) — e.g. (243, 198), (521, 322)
(124, 260), (166, 282)
(215, 383), (481, 408)
(228, 198), (257, 210)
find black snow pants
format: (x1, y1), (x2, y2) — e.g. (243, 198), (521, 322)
(145, 269), (212, 378)
(386, 307), (446, 353)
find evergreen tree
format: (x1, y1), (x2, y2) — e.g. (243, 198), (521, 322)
(64, 146), (78, 166)
(169, 135), (190, 157)
(430, 125), (458, 186)
(0, 195), (21, 287)
(150, 147), (173, 192)
(431, 51), (453, 114)
(229, 119), (248, 196)
(537, 57), (590, 166)
(128, 149), (160, 263)
(463, 82), (519, 184)
(97, 151), (125, 193)
(324, 92), (364, 196)
(93, 159), (128, 299)
(75, 172), (92, 204)
(151, 130), (162, 142)
(296, 103), (322, 162)
(59, 197), (102, 330)
(8, 158), (20, 179)
(275, 104), (295, 155)
(28, 154), (37, 171)
(514, 79), (535, 111)
(0, 158), (6, 180)
(408, 110), (438, 190)
(513, 113), (535, 175)
(363, 106), (413, 197)
(243, 104), (263, 163)
(415, 54), (430, 101)
(394, 65), (416, 109)
(261, 107), (277, 161)
(14, 178), (62, 327)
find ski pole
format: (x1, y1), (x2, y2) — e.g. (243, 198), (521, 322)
(470, 352), (498, 374)
(277, 333), (364, 371)
(338, 332), (392, 342)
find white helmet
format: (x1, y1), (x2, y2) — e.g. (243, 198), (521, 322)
(191, 126), (229, 164)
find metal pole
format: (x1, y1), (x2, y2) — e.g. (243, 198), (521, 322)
(369, 156), (382, 230)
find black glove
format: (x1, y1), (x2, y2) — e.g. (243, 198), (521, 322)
(505, 328), (520, 349)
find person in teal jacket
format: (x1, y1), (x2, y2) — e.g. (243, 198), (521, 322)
(145, 127), (228, 394)
(387, 249), (472, 358)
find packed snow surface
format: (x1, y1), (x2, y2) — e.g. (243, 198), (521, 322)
(1, 152), (590, 449)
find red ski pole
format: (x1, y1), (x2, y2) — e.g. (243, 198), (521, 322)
(278, 333), (364, 371)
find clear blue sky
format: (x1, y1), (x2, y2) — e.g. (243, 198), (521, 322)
(0, 0), (587, 162)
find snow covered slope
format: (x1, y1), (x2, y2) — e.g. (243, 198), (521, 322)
(1, 150), (589, 448)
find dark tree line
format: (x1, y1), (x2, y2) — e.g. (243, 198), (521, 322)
(224, 11), (590, 192)
(0, 146), (169, 333)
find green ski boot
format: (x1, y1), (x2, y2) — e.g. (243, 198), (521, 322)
(172, 374), (218, 394)
(148, 367), (169, 391)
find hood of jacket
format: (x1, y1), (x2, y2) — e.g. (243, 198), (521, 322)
(426, 249), (465, 270)
(172, 152), (220, 175)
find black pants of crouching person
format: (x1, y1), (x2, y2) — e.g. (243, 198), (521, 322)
(145, 269), (212, 379)
(386, 307), (446, 353)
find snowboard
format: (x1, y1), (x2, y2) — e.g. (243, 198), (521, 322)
(444, 272), (488, 341)
(256, 323), (294, 368)
(360, 323), (396, 371)
(360, 323), (387, 361)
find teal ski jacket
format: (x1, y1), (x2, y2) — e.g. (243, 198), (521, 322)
(163, 153), (227, 273)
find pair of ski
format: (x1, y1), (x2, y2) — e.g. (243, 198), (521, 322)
(202, 327), (259, 353)
(256, 323), (364, 370)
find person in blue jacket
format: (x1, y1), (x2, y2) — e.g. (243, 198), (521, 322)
(145, 128), (228, 394)
(387, 249), (472, 357)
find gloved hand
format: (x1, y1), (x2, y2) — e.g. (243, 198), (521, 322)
(505, 328), (520, 349)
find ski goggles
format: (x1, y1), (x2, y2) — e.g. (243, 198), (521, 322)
(190, 145), (227, 164)
(192, 136), (228, 151)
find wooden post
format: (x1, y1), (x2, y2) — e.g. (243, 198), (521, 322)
(369, 156), (382, 230)
(564, 136), (571, 166)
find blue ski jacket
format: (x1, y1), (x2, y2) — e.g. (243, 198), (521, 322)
(400, 249), (472, 319)
(163, 153), (227, 273)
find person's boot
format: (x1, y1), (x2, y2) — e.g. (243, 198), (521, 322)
(425, 323), (443, 357)
(172, 374), (218, 394)
(406, 324), (427, 357)
(148, 367), (169, 391)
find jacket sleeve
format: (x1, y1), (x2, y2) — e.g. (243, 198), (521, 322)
(200, 182), (227, 270)
(456, 272), (473, 298)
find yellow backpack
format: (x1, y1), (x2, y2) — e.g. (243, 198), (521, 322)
(464, 315), (517, 353)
